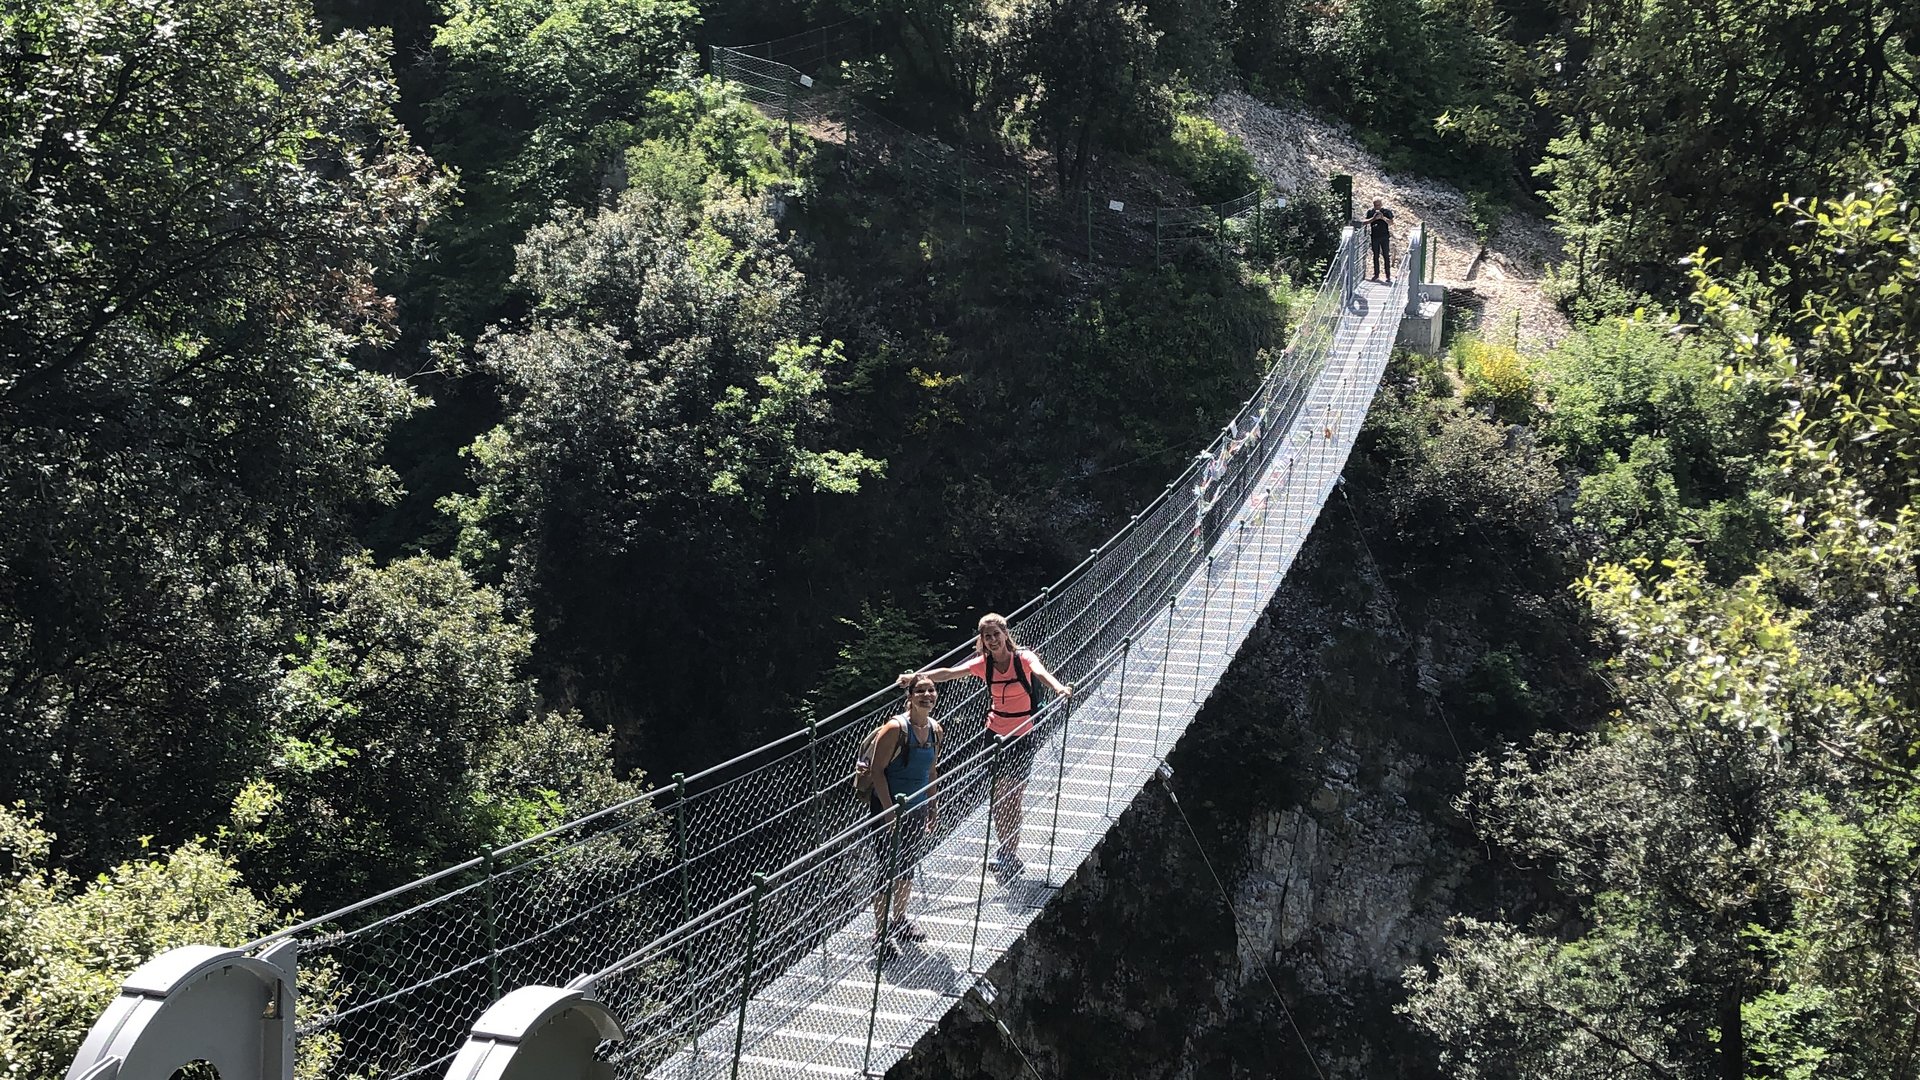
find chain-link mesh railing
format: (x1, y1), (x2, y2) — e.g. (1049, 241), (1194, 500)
(234, 228), (1384, 1080)
(594, 234), (1406, 1079)
(709, 40), (1297, 266)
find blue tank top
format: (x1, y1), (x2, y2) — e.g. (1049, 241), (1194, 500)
(883, 719), (937, 809)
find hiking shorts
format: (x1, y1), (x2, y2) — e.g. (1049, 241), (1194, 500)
(867, 794), (929, 883)
(987, 723), (1041, 785)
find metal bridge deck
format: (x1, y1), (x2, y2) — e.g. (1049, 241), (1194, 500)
(651, 277), (1405, 1079)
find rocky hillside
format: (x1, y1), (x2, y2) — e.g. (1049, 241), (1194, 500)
(1210, 92), (1571, 351)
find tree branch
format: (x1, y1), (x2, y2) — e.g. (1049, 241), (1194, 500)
(1548, 999), (1682, 1080)
(1817, 738), (1920, 787)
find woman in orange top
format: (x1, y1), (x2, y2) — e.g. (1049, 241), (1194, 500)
(903, 613), (1071, 883)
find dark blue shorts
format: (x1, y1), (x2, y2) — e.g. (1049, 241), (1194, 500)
(868, 795), (930, 882)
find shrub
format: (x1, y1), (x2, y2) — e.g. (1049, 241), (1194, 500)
(1572, 436), (1686, 565)
(1160, 113), (1258, 203)
(1453, 335), (1535, 422)
(1250, 189), (1343, 277)
(0, 806), (281, 1079)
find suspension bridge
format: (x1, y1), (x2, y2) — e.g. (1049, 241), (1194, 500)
(63, 33), (1432, 1080)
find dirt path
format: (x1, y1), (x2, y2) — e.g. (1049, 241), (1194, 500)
(1208, 91), (1571, 350)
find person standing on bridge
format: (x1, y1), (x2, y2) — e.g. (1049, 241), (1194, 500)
(867, 674), (943, 959)
(902, 613), (1071, 885)
(1365, 198), (1395, 282)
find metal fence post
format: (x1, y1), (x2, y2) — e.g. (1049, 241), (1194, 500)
(806, 722), (822, 850)
(1154, 599), (1175, 755)
(1354, 227), (1364, 298)
(960, 160), (968, 235)
(1196, 554), (1214, 703)
(1108, 637), (1130, 814)
(674, 773), (690, 923)
(968, 736), (1004, 972)
(1154, 207), (1162, 265)
(1253, 187), (1265, 257)
(1084, 190), (1094, 261)
(864, 795), (908, 1074)
(672, 771), (697, 1063)
(1260, 474), (1275, 572)
(732, 873), (769, 1080)
(1231, 520), (1247, 626)
(1023, 176), (1031, 240)
(481, 850), (501, 1002)
(1046, 688), (1076, 884)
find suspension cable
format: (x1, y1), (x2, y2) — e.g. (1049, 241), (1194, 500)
(968, 981), (1048, 1080)
(1155, 771), (1329, 1080)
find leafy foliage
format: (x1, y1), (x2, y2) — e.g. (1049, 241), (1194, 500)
(1233, 0), (1545, 182)
(1534, 315), (1775, 573)
(1002, 0), (1165, 187)
(447, 184), (881, 762)
(1537, 0), (1918, 293)
(1353, 390), (1566, 577)
(626, 76), (787, 208)
(1452, 335), (1536, 423)
(231, 555), (624, 901)
(1157, 112), (1257, 203)
(0, 806), (280, 1079)
(0, 0), (446, 870)
(1406, 185), (1920, 1079)
(416, 0), (700, 332)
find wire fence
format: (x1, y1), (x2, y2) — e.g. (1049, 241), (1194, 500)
(606, 230), (1400, 1080)
(230, 23), (1388, 1075)
(253, 224), (1382, 1079)
(709, 41), (1312, 268)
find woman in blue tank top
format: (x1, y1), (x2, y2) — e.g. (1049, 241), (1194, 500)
(868, 674), (942, 959)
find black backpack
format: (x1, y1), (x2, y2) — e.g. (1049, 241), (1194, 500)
(852, 717), (942, 799)
(993, 650), (1045, 719)
(853, 718), (906, 800)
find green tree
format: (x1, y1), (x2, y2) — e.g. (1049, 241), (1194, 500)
(1230, 0), (1542, 181)
(1536, 315), (1775, 574)
(624, 75), (786, 210)
(418, 0), (699, 333)
(446, 186), (880, 765)
(1538, 0), (1918, 294)
(233, 556), (636, 903)
(1404, 184), (1920, 1080)
(1157, 113), (1257, 203)
(1003, 0), (1164, 188)
(0, 0), (446, 870)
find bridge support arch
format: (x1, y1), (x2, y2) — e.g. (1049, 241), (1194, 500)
(63, 942), (297, 1080)
(442, 985), (623, 1080)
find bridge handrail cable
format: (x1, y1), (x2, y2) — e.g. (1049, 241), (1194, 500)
(265, 224), (1366, 1080)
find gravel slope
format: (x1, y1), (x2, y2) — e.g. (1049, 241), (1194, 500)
(1209, 91), (1572, 350)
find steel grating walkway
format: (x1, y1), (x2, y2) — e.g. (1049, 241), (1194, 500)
(649, 273), (1408, 1079)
